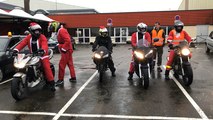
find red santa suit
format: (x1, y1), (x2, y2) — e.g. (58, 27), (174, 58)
(14, 34), (54, 82)
(129, 32), (152, 73)
(57, 27), (76, 80)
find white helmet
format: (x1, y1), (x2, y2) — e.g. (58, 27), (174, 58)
(99, 26), (108, 37)
(137, 22), (147, 34)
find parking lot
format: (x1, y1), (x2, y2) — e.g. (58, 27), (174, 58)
(0, 44), (213, 120)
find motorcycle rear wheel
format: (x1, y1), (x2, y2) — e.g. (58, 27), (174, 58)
(183, 66), (193, 86)
(11, 78), (26, 101)
(142, 68), (149, 89)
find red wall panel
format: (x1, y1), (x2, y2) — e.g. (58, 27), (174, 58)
(48, 10), (213, 28)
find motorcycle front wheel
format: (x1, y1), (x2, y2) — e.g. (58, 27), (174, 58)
(11, 78), (26, 101)
(183, 65), (193, 86)
(142, 68), (149, 89)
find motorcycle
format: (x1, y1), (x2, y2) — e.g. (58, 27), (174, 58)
(11, 49), (55, 101)
(133, 39), (154, 89)
(92, 46), (109, 81)
(168, 40), (193, 86)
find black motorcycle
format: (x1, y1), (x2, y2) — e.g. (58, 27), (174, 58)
(11, 49), (55, 101)
(169, 40), (193, 86)
(133, 39), (154, 89)
(92, 46), (109, 81)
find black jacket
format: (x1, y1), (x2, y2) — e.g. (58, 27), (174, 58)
(92, 35), (113, 52)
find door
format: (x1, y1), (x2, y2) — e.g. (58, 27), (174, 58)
(114, 27), (128, 43)
(77, 28), (91, 44)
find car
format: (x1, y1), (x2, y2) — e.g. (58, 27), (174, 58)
(0, 35), (27, 82)
(71, 37), (76, 50)
(48, 36), (76, 53)
(48, 37), (59, 53)
(205, 31), (213, 53)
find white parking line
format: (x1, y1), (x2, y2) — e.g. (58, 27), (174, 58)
(52, 70), (98, 120)
(61, 113), (204, 120)
(0, 110), (207, 120)
(163, 65), (209, 120)
(0, 78), (12, 85)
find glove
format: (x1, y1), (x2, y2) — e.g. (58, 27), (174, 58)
(168, 43), (173, 49)
(12, 50), (18, 56)
(92, 48), (96, 52)
(153, 38), (159, 42)
(37, 49), (45, 56)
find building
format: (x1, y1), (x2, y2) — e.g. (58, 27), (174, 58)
(48, 9), (213, 44)
(178, 0), (213, 42)
(1, 0), (212, 43)
(179, 0), (213, 10)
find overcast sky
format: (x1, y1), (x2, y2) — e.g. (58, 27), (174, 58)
(44, 0), (183, 13)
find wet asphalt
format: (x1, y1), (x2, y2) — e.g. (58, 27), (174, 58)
(0, 44), (213, 120)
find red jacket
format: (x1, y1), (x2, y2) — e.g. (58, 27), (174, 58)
(131, 32), (151, 47)
(57, 27), (73, 52)
(14, 34), (49, 59)
(167, 29), (192, 45)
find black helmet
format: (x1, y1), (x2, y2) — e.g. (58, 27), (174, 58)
(174, 20), (184, 33)
(29, 22), (42, 38)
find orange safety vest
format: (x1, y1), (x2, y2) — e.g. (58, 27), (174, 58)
(152, 29), (164, 46)
(171, 29), (185, 45)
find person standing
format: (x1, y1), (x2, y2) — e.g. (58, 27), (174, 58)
(151, 22), (165, 72)
(48, 21), (76, 86)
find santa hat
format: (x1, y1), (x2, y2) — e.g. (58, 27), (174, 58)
(99, 26), (108, 32)
(29, 22), (41, 30)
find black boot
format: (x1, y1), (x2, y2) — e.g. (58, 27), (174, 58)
(69, 77), (77, 82)
(157, 66), (162, 72)
(128, 72), (133, 80)
(55, 80), (64, 86)
(49, 80), (56, 92)
(165, 70), (170, 80)
(111, 68), (116, 77)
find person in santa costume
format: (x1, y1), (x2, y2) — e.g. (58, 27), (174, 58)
(13, 22), (55, 91)
(48, 21), (76, 86)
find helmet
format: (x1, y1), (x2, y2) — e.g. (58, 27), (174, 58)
(174, 20), (184, 33)
(28, 22), (42, 38)
(99, 26), (108, 37)
(137, 22), (147, 34)
(48, 21), (60, 32)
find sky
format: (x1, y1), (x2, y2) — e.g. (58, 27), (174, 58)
(45, 0), (183, 13)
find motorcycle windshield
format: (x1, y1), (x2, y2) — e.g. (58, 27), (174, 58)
(179, 40), (188, 47)
(136, 39), (151, 53)
(96, 46), (109, 55)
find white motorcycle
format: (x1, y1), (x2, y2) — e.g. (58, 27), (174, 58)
(11, 49), (55, 101)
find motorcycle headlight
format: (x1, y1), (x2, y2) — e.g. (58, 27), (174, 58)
(181, 48), (190, 56)
(94, 53), (101, 59)
(14, 62), (26, 69)
(134, 51), (144, 59)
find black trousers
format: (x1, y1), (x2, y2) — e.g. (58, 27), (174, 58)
(108, 56), (116, 72)
(153, 46), (163, 66)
